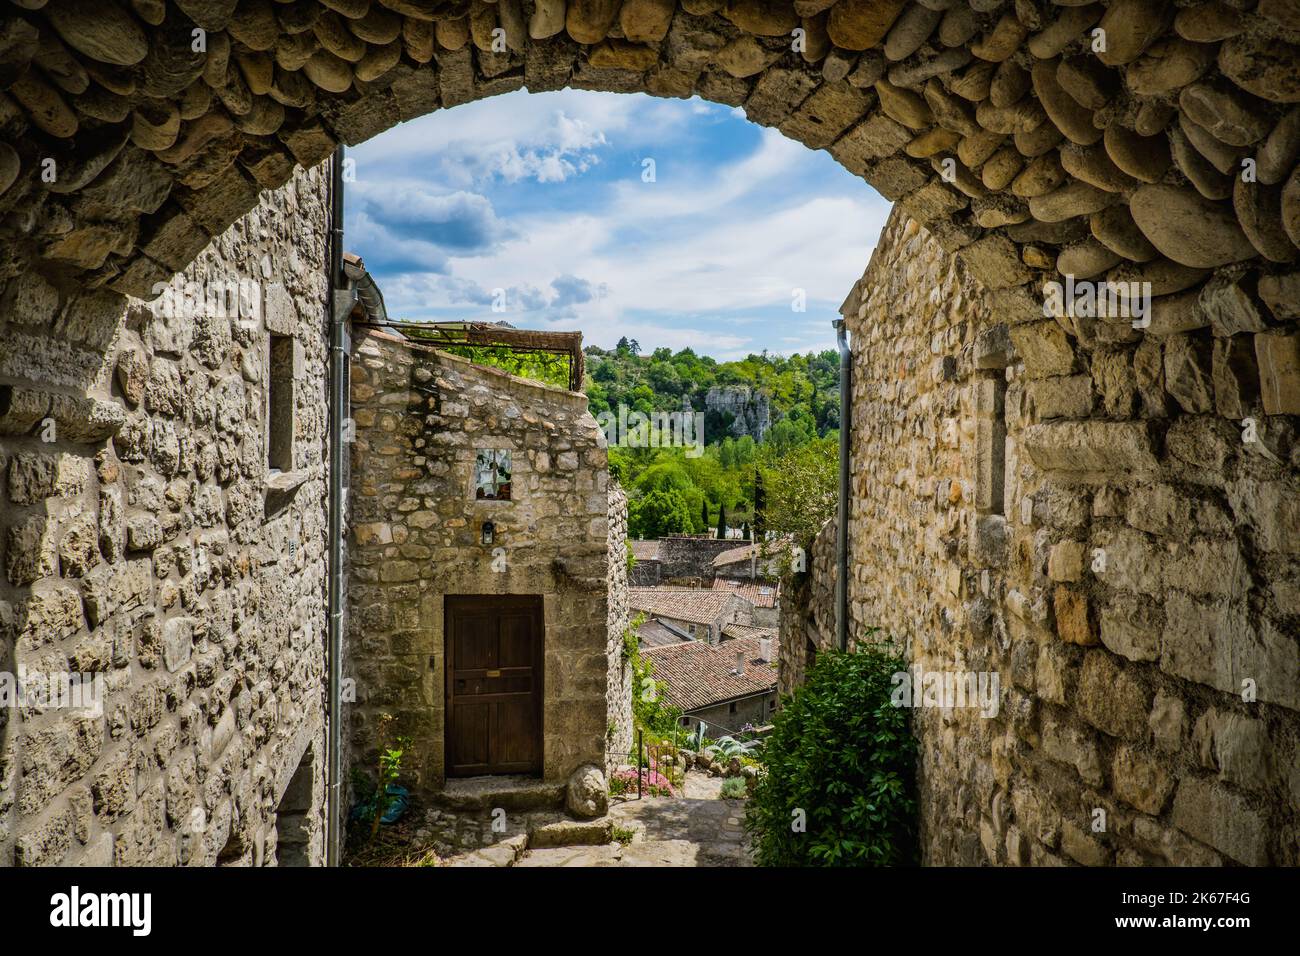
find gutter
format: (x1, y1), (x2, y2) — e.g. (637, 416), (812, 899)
(343, 252), (388, 325)
(325, 146), (353, 868)
(834, 317), (851, 652)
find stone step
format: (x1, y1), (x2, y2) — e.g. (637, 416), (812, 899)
(432, 775), (565, 813)
(445, 834), (528, 868)
(527, 816), (613, 849)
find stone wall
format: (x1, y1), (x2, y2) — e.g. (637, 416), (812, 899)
(345, 331), (613, 795)
(606, 481), (633, 769)
(777, 518), (835, 698)
(656, 535), (749, 581)
(688, 691), (775, 738)
(0, 165), (331, 866)
(792, 207), (1300, 866)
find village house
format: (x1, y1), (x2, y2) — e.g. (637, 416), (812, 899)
(343, 293), (633, 802)
(643, 636), (777, 737)
(711, 579), (780, 629)
(628, 540), (663, 587)
(629, 587), (752, 646)
(711, 542), (792, 583)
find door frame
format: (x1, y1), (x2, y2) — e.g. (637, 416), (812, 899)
(444, 594), (545, 778)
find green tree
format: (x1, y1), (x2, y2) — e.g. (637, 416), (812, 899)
(629, 488), (693, 539)
(759, 435), (837, 554)
(717, 502), (727, 539)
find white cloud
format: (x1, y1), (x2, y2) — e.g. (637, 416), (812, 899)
(349, 90), (891, 358)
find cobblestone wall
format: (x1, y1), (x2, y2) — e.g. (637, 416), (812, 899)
(791, 207), (1299, 866)
(345, 331), (614, 794)
(777, 518), (835, 698)
(0, 165), (330, 866)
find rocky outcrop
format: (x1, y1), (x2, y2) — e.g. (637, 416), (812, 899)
(703, 385), (771, 440)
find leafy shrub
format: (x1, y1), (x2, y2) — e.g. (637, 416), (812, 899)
(625, 617), (685, 741)
(746, 640), (917, 866)
(720, 777), (749, 799)
(703, 735), (761, 762)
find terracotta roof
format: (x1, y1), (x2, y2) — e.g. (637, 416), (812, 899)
(711, 578), (779, 608)
(643, 637), (777, 713)
(636, 618), (692, 648)
(722, 622), (777, 642)
(629, 587), (738, 626)
(630, 540), (661, 561)
(711, 543), (758, 568)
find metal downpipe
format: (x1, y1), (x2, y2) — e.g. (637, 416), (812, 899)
(325, 146), (347, 867)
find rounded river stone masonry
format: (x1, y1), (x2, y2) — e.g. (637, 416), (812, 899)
(0, 0), (1297, 866)
(0, 0), (1298, 355)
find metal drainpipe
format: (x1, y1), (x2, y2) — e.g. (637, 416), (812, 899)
(325, 145), (349, 867)
(835, 318), (851, 652)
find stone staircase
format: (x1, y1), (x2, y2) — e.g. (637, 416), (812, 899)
(444, 812), (615, 867)
(430, 775), (616, 867)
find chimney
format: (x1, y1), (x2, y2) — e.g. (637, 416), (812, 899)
(759, 638), (772, 661)
(734, 650), (744, 675)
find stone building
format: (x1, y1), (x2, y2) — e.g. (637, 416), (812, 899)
(0, 166), (332, 867)
(652, 534), (749, 582)
(0, 0), (1297, 869)
(630, 586), (752, 644)
(712, 578), (779, 628)
(628, 539), (663, 586)
(784, 208), (1300, 867)
(643, 635), (777, 736)
(345, 327), (631, 795)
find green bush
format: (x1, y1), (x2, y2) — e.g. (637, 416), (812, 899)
(720, 777), (748, 799)
(745, 640), (918, 866)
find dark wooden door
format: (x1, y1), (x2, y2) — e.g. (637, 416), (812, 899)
(445, 595), (544, 777)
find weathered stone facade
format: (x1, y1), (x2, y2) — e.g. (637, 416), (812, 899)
(654, 534), (749, 582)
(788, 207), (1300, 866)
(606, 480), (633, 767)
(0, 165), (330, 867)
(345, 330), (619, 794)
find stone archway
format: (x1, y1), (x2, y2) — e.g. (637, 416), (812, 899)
(0, 0), (1298, 867)
(0, 0), (1296, 307)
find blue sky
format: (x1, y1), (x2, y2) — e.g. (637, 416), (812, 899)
(346, 89), (890, 360)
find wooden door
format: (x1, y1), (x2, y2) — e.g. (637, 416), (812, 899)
(445, 595), (544, 777)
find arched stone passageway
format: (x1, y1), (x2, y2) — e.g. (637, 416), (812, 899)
(0, 0), (1297, 866)
(0, 0), (1297, 306)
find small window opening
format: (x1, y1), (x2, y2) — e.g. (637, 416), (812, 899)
(268, 334), (294, 472)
